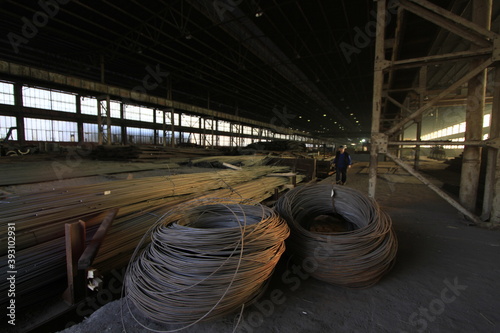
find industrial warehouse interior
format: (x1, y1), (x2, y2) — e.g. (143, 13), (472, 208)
(0, 0), (499, 332)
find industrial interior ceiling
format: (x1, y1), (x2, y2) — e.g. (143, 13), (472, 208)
(0, 0), (498, 138)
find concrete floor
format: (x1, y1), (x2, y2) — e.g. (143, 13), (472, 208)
(5, 157), (500, 333)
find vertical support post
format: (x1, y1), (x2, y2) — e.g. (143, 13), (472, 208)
(162, 110), (166, 147)
(63, 221), (86, 305)
(13, 83), (25, 144)
(170, 109), (175, 147)
(105, 96), (111, 146)
(459, 0), (491, 212)
(369, 0), (387, 198)
(153, 108), (158, 145)
(211, 117), (215, 146)
(76, 95), (84, 143)
(120, 103), (126, 145)
(97, 100), (103, 145)
(415, 118), (422, 169)
(415, 66), (427, 170)
(484, 66), (500, 222)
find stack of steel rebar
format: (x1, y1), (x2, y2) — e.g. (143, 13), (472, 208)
(0, 165), (296, 307)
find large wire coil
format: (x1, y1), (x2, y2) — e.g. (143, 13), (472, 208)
(124, 199), (289, 330)
(274, 183), (398, 288)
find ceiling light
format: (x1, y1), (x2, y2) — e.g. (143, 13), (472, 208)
(255, 7), (264, 17)
(323, 114), (327, 117)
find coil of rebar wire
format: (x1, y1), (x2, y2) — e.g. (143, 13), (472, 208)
(124, 199), (289, 330)
(274, 183), (398, 288)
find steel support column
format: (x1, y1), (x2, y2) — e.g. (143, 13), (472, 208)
(484, 66), (500, 222)
(415, 66), (427, 170)
(459, 0), (491, 212)
(369, 0), (387, 198)
(13, 83), (25, 144)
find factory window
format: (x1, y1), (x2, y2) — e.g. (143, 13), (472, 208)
(110, 101), (121, 118)
(218, 135), (231, 146)
(124, 105), (154, 122)
(155, 110), (172, 125)
(24, 118), (77, 142)
(23, 87), (76, 113)
(203, 118), (215, 131)
(0, 82), (15, 105)
(173, 113), (181, 126)
(83, 123), (121, 143)
(126, 127), (155, 144)
(202, 134), (214, 146)
(81, 96), (98, 115)
(83, 123), (98, 142)
(156, 128), (173, 143)
(218, 120), (230, 132)
(243, 126), (252, 135)
(241, 137), (252, 146)
(181, 114), (200, 129)
(231, 123), (241, 134)
(483, 114), (490, 128)
(185, 132), (200, 145)
(422, 113), (490, 141)
(0, 116), (17, 140)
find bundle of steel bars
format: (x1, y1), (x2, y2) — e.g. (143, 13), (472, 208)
(0, 165), (297, 307)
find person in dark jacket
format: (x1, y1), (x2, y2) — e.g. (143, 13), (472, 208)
(332, 145), (352, 185)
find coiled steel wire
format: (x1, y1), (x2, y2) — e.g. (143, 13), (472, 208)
(123, 199), (289, 330)
(274, 183), (398, 288)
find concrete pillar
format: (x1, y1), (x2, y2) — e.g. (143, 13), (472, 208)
(459, 0), (491, 211)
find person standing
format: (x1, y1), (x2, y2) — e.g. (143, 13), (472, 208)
(332, 145), (352, 185)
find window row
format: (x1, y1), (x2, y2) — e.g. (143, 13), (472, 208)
(0, 82), (311, 142)
(422, 114), (491, 141)
(0, 116), (301, 146)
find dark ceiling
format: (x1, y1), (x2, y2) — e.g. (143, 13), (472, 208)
(0, 0), (488, 137)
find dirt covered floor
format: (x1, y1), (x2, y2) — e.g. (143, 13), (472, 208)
(10, 158), (500, 333)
